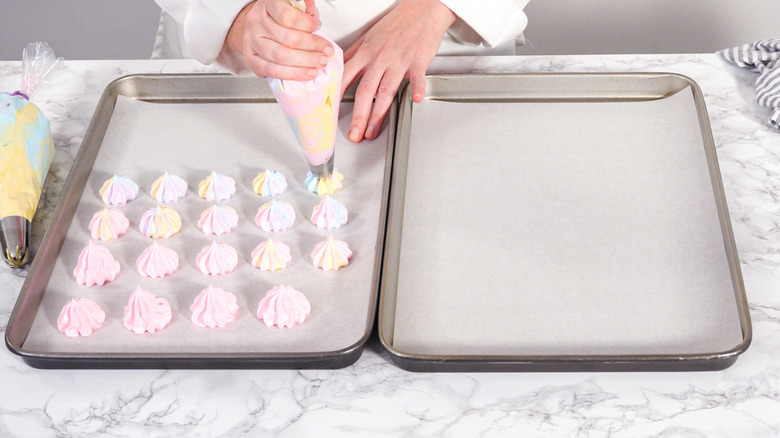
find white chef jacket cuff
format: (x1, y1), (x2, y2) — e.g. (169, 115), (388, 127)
(438, 0), (528, 48)
(181, 0), (253, 66)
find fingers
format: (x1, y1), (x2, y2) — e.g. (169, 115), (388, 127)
(265, 0), (320, 32)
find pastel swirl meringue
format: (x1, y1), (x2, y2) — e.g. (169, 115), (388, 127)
(304, 170), (343, 195)
(198, 171), (236, 202)
(123, 285), (172, 334)
(198, 204), (239, 236)
(88, 208), (129, 240)
(73, 241), (121, 286)
(311, 235), (352, 271)
(57, 297), (106, 337)
(139, 206), (182, 238)
(150, 171), (188, 203)
(190, 284), (240, 328)
(196, 241), (239, 276)
(252, 169), (288, 197)
(256, 284), (311, 329)
(255, 199), (296, 232)
(99, 174), (139, 205)
(310, 195), (348, 229)
(137, 241), (179, 279)
(251, 239), (292, 272)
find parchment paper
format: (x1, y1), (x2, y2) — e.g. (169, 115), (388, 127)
(23, 95), (387, 354)
(392, 88), (744, 356)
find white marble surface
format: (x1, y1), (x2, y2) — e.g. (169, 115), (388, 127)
(1, 55), (779, 437)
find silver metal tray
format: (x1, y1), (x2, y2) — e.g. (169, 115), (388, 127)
(5, 74), (394, 369)
(379, 73), (751, 372)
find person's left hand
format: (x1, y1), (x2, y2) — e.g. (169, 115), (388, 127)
(342, 0), (456, 142)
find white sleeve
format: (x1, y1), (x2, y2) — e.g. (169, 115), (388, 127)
(155, 0), (252, 69)
(437, 0), (530, 48)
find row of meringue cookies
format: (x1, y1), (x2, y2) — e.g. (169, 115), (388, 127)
(57, 283), (312, 337)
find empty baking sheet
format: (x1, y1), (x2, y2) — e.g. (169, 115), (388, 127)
(380, 73), (750, 371)
(6, 74), (393, 368)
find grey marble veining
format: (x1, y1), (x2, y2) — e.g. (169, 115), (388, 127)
(1, 56), (779, 437)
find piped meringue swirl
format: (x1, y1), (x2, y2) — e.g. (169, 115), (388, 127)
(57, 297), (106, 337)
(89, 208), (130, 240)
(150, 171), (188, 203)
(73, 240), (121, 286)
(256, 284), (311, 329)
(190, 284), (240, 328)
(99, 174), (139, 205)
(123, 285), (172, 334)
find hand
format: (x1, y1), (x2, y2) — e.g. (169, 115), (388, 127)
(226, 0), (334, 80)
(342, 0), (456, 142)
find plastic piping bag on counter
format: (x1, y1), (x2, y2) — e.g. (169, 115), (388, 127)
(267, 0), (343, 184)
(0, 42), (60, 268)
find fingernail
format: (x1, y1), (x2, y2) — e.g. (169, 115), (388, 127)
(365, 125), (376, 139)
(413, 93), (423, 102)
(323, 45), (334, 56)
(349, 127), (360, 142)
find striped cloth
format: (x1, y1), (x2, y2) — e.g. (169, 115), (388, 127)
(718, 39), (780, 131)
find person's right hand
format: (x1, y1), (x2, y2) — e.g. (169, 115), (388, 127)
(226, 0), (334, 80)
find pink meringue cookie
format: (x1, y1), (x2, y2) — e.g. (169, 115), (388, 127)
(252, 169), (288, 197)
(196, 241), (239, 276)
(57, 297), (106, 337)
(137, 241), (179, 279)
(256, 284), (311, 329)
(150, 171), (188, 203)
(139, 205), (182, 238)
(251, 239), (292, 272)
(310, 195), (348, 229)
(123, 285), (172, 334)
(255, 199), (296, 232)
(99, 174), (139, 205)
(198, 171), (236, 202)
(73, 241), (121, 286)
(190, 284), (240, 328)
(311, 235), (352, 271)
(89, 208), (130, 240)
(197, 204), (239, 236)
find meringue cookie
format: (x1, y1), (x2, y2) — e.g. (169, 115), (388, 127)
(196, 241), (239, 276)
(88, 208), (129, 240)
(73, 241), (121, 286)
(311, 235), (352, 271)
(139, 205), (182, 238)
(256, 284), (311, 329)
(123, 285), (172, 334)
(310, 195), (348, 229)
(57, 297), (106, 337)
(150, 171), (187, 203)
(198, 171), (236, 202)
(99, 174), (139, 205)
(198, 204), (239, 236)
(304, 170), (343, 195)
(251, 239), (292, 272)
(255, 199), (296, 232)
(190, 284), (240, 328)
(137, 241), (179, 279)
(252, 169), (288, 197)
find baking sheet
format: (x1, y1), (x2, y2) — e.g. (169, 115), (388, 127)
(381, 73), (749, 370)
(8, 75), (391, 367)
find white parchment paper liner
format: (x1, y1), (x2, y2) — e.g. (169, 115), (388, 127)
(392, 89), (744, 356)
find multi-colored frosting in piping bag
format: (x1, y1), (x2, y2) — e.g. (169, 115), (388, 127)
(268, 22), (344, 175)
(0, 92), (54, 221)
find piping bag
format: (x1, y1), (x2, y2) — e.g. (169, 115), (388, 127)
(268, 0), (344, 195)
(0, 43), (59, 268)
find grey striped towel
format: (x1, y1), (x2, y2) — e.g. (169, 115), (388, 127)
(717, 39), (780, 131)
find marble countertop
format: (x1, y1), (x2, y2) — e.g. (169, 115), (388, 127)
(1, 54), (779, 437)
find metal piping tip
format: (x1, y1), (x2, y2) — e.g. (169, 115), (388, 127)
(308, 153), (335, 180)
(1, 216), (31, 268)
